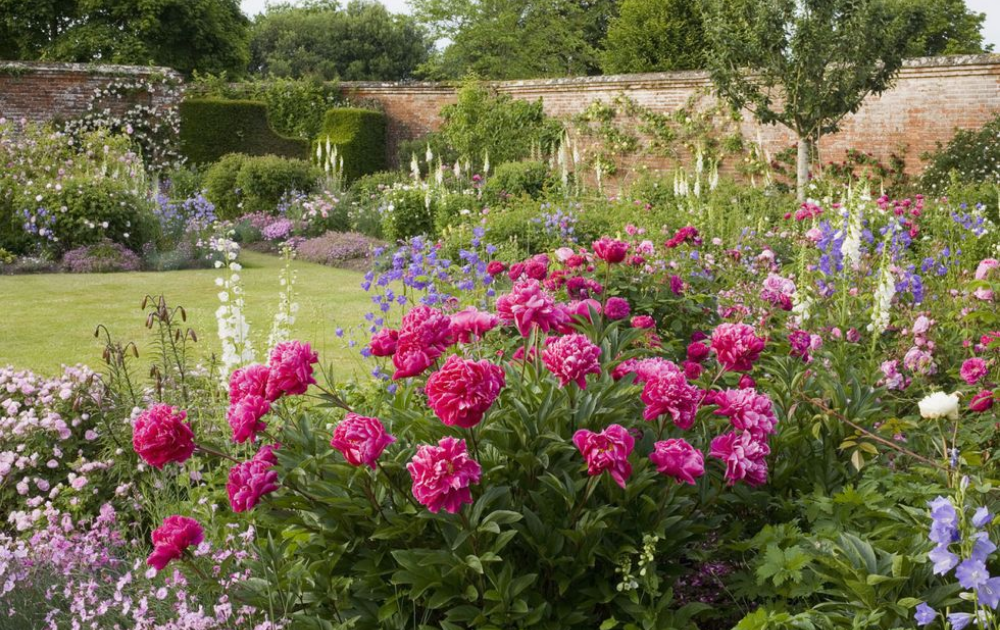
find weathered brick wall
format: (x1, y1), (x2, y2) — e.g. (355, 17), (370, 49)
(342, 54), (1000, 174)
(0, 61), (181, 124)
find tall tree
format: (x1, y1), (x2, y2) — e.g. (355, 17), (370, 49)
(889, 0), (991, 56)
(703, 0), (920, 200)
(250, 0), (432, 80)
(411, 0), (603, 80)
(600, 0), (706, 74)
(0, 0), (250, 76)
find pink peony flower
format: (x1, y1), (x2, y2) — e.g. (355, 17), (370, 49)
(631, 315), (655, 329)
(426, 356), (506, 428)
(227, 445), (280, 512)
(393, 306), (455, 379)
(665, 226), (701, 248)
(975, 258), (999, 280)
(147, 515), (204, 570)
(613, 357), (683, 383)
(132, 404), (195, 469)
(961, 358), (989, 385)
(710, 323), (765, 372)
(559, 300), (601, 332)
(604, 297), (630, 320)
(682, 360), (703, 380)
(649, 439), (704, 485)
(542, 333), (602, 389)
(450, 307), (499, 343)
(227, 395), (270, 443)
(788, 330), (812, 362)
(486, 261), (507, 276)
(710, 431), (770, 486)
(229, 364), (270, 403)
(738, 374), (756, 389)
(566, 276), (604, 300)
(687, 342), (710, 363)
(496, 280), (568, 337)
(407, 437), (481, 513)
(369, 328), (399, 357)
(640, 369), (700, 429)
(266, 341), (318, 400)
(573, 424), (634, 488)
(712, 389), (778, 438)
(970, 390), (995, 413)
(331, 413), (396, 468)
(592, 237), (629, 263)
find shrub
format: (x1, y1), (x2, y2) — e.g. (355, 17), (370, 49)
(62, 239), (142, 273)
(37, 177), (159, 254)
(234, 155), (322, 216)
(349, 170), (409, 198)
(295, 231), (383, 269)
(205, 154), (321, 219)
(482, 160), (553, 205)
(921, 113), (1000, 193)
(178, 99), (310, 164)
(381, 185), (436, 242)
(315, 108), (387, 182)
(163, 164), (207, 200)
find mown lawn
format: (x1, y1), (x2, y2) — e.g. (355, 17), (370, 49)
(0, 251), (371, 375)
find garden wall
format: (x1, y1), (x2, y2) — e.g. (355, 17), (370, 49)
(0, 61), (182, 124)
(341, 54), (1000, 175)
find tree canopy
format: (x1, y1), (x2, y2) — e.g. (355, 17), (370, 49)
(600, 0), (707, 74)
(249, 0), (432, 81)
(0, 0), (250, 76)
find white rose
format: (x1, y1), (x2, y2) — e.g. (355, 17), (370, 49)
(918, 392), (960, 420)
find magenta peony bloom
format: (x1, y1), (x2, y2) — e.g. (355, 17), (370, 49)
(788, 330), (812, 362)
(682, 360), (703, 380)
(710, 431), (770, 486)
(649, 439), (704, 485)
(640, 369), (700, 429)
(665, 226), (701, 248)
(669, 275), (685, 295)
(631, 315), (655, 330)
(426, 355), (506, 428)
(592, 237), (629, 263)
(227, 395), (270, 443)
(369, 328), (399, 357)
(712, 389), (778, 439)
(132, 404), (196, 469)
(486, 261), (507, 276)
(147, 515), (204, 570)
(687, 342), (710, 363)
(227, 445), (280, 512)
(711, 323), (765, 372)
(961, 358), (989, 385)
(331, 413), (396, 468)
(407, 437), (482, 513)
(573, 424), (634, 488)
(566, 276), (604, 300)
(738, 374), (757, 389)
(970, 390), (995, 413)
(604, 297), (631, 320)
(496, 280), (568, 337)
(613, 357), (682, 384)
(266, 341), (319, 401)
(542, 333), (602, 389)
(450, 307), (499, 343)
(393, 306), (454, 379)
(229, 364), (270, 403)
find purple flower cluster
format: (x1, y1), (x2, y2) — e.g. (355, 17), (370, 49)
(532, 203), (579, 243)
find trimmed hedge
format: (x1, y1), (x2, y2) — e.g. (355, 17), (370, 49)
(179, 99), (310, 164)
(315, 108), (386, 183)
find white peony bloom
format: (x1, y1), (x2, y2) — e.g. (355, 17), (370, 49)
(918, 392), (960, 420)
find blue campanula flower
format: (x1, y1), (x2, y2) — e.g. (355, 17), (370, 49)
(974, 507), (992, 528)
(956, 559), (990, 590)
(915, 603), (936, 626)
(928, 496), (959, 544)
(948, 612), (974, 630)
(928, 544), (960, 575)
(971, 532), (997, 563)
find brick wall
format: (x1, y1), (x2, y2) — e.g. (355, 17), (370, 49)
(341, 54), (1000, 174)
(0, 61), (181, 125)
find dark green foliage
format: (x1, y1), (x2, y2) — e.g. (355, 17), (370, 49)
(249, 0), (432, 81)
(921, 113), (1000, 192)
(349, 170), (409, 198)
(888, 0), (992, 56)
(600, 0), (707, 73)
(40, 177), (158, 254)
(0, 0), (250, 75)
(179, 99), (310, 164)
(482, 161), (554, 205)
(316, 108), (387, 182)
(440, 81), (564, 167)
(202, 153), (249, 219)
(232, 155), (322, 217)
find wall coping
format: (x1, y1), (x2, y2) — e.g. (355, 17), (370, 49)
(0, 60), (181, 80)
(339, 53), (1000, 92)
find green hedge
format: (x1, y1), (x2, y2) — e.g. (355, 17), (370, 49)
(179, 99), (310, 164)
(315, 108), (386, 183)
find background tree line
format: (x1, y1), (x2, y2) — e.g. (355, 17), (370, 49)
(0, 0), (992, 80)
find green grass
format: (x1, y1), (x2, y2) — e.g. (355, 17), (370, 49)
(0, 251), (371, 375)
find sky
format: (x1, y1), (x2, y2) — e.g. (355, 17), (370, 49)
(241, 0), (1000, 49)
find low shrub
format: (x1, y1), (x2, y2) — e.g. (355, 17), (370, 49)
(315, 108), (387, 182)
(295, 231), (383, 269)
(482, 160), (553, 205)
(922, 113), (1000, 194)
(62, 239), (142, 273)
(380, 185), (436, 242)
(205, 154), (322, 219)
(179, 99), (310, 164)
(203, 153), (250, 219)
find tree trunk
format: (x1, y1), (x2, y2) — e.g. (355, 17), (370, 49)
(796, 136), (811, 203)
